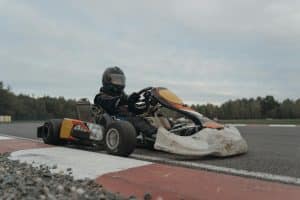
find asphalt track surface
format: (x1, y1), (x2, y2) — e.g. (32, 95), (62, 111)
(1, 122), (300, 178)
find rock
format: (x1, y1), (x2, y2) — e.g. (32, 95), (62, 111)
(144, 193), (152, 200)
(76, 187), (85, 195)
(99, 193), (107, 200)
(35, 177), (43, 183)
(43, 172), (52, 178)
(0, 153), (132, 200)
(128, 195), (137, 200)
(71, 186), (77, 192)
(57, 185), (64, 193)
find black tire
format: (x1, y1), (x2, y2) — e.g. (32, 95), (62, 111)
(104, 121), (136, 157)
(42, 119), (63, 145)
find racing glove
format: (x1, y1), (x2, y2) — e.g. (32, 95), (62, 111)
(128, 92), (140, 103)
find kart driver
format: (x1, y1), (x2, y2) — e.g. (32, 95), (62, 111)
(94, 66), (157, 137)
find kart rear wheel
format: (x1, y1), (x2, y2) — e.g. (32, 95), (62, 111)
(42, 119), (63, 145)
(104, 121), (136, 157)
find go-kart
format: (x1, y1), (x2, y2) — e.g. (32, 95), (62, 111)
(37, 87), (248, 157)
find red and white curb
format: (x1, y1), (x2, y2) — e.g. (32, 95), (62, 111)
(1, 135), (300, 200)
(10, 147), (151, 180)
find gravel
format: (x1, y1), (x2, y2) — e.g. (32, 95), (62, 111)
(0, 153), (152, 200)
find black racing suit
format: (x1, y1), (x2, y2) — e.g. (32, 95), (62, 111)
(94, 87), (157, 137)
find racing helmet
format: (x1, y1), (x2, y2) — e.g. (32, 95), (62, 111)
(102, 66), (126, 94)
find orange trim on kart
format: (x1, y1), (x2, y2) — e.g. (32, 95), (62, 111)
(60, 118), (89, 139)
(173, 103), (196, 112)
(158, 89), (183, 105)
(203, 121), (224, 129)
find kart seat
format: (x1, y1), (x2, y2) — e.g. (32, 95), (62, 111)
(76, 98), (95, 122)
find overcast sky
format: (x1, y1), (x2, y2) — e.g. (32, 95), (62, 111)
(0, 0), (299, 104)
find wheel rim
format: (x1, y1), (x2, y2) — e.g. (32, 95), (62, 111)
(106, 128), (120, 150)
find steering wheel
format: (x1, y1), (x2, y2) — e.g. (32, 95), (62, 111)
(128, 87), (153, 114)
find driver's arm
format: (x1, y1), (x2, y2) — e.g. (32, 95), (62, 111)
(94, 93), (123, 115)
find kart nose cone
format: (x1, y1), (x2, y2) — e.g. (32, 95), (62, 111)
(154, 125), (248, 157)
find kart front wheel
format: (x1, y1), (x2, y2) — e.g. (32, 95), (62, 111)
(104, 121), (136, 157)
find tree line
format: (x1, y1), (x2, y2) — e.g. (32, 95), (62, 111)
(0, 82), (77, 120)
(191, 96), (300, 119)
(1, 81), (299, 120)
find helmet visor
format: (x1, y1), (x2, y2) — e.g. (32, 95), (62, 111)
(110, 74), (125, 86)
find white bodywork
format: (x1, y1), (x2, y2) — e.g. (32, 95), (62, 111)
(154, 125), (248, 157)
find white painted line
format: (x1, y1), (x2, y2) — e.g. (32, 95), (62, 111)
(9, 147), (152, 180)
(269, 124), (297, 127)
(226, 124), (247, 127)
(131, 154), (300, 185)
(226, 124), (299, 127)
(0, 135), (12, 140)
(0, 133), (42, 143)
